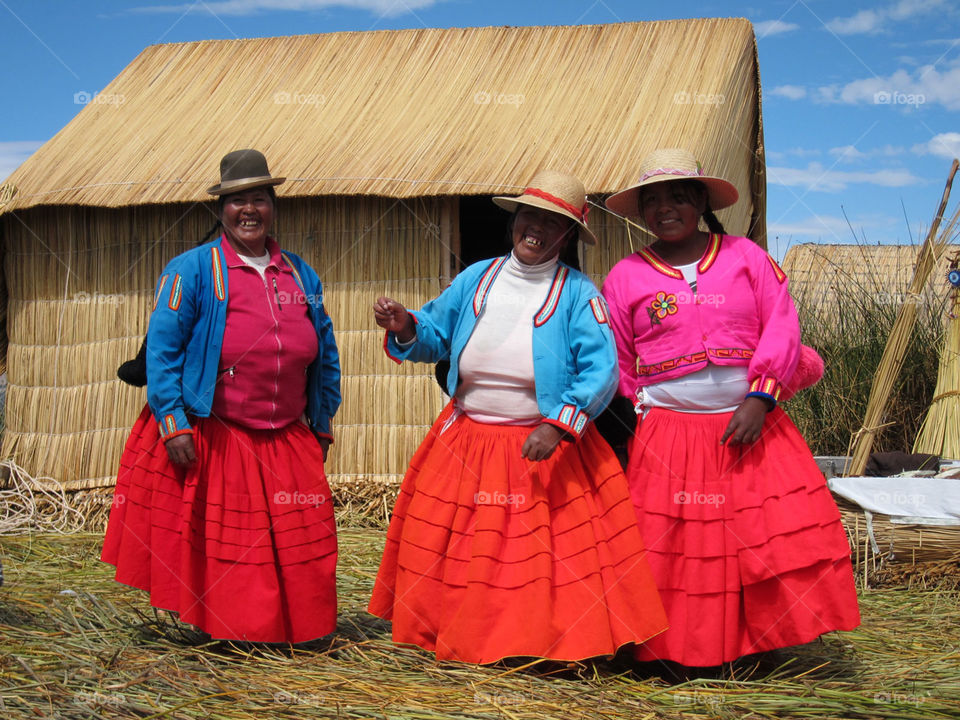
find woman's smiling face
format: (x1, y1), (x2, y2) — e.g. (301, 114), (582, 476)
(511, 206), (574, 265)
(220, 187), (275, 255)
(639, 180), (707, 244)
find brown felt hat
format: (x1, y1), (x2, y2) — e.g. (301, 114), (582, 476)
(206, 149), (285, 196)
(605, 148), (739, 218)
(493, 170), (598, 245)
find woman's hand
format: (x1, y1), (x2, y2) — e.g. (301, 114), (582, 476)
(373, 296), (415, 343)
(720, 396), (773, 446)
(165, 434), (197, 466)
(521, 423), (565, 461)
(317, 437), (330, 463)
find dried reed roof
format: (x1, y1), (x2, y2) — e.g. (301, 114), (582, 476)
(784, 242), (960, 305)
(1, 19), (765, 236)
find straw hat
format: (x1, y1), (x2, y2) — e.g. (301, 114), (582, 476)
(493, 170), (598, 245)
(605, 148), (738, 218)
(206, 149), (285, 195)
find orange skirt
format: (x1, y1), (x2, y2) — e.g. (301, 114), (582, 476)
(101, 406), (338, 643)
(627, 407), (860, 666)
(368, 404), (668, 664)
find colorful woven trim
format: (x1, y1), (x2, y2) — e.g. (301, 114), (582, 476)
(637, 247), (683, 279)
(636, 347), (755, 377)
(523, 187), (588, 222)
(589, 296), (609, 324)
(697, 233), (722, 273)
(281, 251), (305, 289)
(211, 248), (226, 301)
(639, 165), (703, 183)
(167, 274), (183, 311)
(534, 266), (569, 327)
(550, 404), (590, 437)
(153, 274), (168, 310)
(749, 375), (783, 401)
(473, 256), (507, 316)
(766, 253), (788, 284)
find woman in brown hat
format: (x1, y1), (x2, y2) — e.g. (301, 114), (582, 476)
(367, 170), (667, 664)
(102, 149), (342, 644)
(602, 148), (860, 670)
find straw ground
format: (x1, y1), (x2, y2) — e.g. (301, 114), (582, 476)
(1, 529), (958, 719)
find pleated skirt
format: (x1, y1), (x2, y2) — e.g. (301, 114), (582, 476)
(101, 406), (338, 643)
(368, 404), (668, 664)
(627, 407), (860, 666)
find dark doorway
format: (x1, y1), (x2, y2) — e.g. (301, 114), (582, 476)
(456, 195), (512, 271)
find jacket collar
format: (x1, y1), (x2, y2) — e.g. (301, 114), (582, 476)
(636, 233), (723, 278)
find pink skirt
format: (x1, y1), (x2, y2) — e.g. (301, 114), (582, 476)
(627, 407), (860, 666)
(101, 406), (338, 643)
(368, 403), (668, 664)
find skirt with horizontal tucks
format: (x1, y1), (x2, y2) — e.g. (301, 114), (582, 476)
(102, 405), (338, 643)
(368, 403), (668, 664)
(626, 407), (860, 667)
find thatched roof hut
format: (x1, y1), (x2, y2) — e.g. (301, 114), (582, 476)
(0, 19), (766, 496)
(782, 243), (960, 329)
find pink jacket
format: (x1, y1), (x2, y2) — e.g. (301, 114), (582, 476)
(601, 234), (800, 404)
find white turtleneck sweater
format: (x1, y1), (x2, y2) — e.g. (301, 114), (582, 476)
(456, 252), (558, 424)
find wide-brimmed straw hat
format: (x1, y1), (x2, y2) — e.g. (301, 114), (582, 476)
(206, 149), (286, 196)
(605, 148), (739, 218)
(493, 170), (598, 245)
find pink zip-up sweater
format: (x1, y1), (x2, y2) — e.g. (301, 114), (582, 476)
(601, 233), (800, 405)
(211, 237), (318, 429)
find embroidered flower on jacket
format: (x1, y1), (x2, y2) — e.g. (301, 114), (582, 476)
(650, 291), (678, 319)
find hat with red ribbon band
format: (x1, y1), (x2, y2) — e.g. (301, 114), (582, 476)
(493, 170), (597, 245)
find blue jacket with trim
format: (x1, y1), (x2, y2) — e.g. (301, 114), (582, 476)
(385, 255), (617, 438)
(146, 237), (341, 440)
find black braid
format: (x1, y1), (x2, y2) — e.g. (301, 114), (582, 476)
(703, 206), (726, 235)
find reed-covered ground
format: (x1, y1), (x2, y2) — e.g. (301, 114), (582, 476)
(1, 530), (958, 720)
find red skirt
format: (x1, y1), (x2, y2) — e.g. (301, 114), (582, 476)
(368, 404), (668, 664)
(101, 406), (337, 643)
(627, 407), (860, 666)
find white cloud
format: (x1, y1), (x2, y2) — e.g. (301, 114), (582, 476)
(828, 145), (906, 162)
(817, 63), (960, 110)
(131, 0), (441, 16)
(753, 20), (800, 37)
(767, 162), (922, 192)
(826, 0), (945, 35)
(0, 141), (44, 182)
(770, 84), (807, 100)
(827, 9), (884, 35)
(912, 132), (960, 159)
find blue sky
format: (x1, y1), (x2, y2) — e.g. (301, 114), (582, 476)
(1, 0), (958, 260)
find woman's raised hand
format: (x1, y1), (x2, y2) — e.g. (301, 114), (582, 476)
(373, 297), (415, 342)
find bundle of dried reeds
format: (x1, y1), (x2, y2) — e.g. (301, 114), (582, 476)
(848, 160), (960, 475)
(913, 250), (960, 459)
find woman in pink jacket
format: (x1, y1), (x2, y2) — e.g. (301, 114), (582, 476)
(602, 148), (860, 670)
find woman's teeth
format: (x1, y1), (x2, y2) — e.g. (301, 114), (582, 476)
(524, 234), (542, 247)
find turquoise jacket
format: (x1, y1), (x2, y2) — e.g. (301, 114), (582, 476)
(385, 255), (617, 438)
(146, 236), (341, 440)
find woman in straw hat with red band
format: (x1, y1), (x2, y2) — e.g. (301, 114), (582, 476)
(601, 148), (860, 669)
(102, 149), (341, 644)
(367, 170), (667, 664)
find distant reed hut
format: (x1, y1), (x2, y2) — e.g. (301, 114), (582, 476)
(0, 19), (766, 503)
